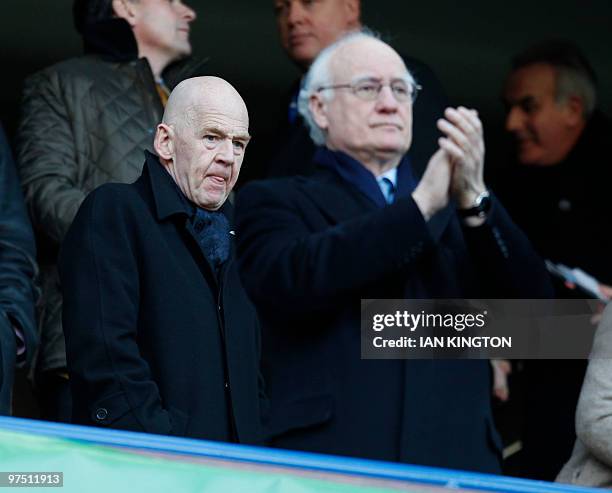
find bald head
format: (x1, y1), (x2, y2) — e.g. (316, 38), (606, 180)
(162, 76), (249, 132)
(154, 76), (251, 210)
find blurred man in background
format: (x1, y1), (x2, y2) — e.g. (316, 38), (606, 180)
(500, 40), (612, 480)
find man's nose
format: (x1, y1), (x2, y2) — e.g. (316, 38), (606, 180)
(216, 139), (235, 164)
(505, 107), (524, 133)
(287, 0), (307, 26)
(180, 1), (197, 22)
(375, 85), (400, 112)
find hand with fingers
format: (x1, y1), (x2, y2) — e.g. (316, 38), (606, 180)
(436, 107), (487, 209)
(411, 148), (454, 221)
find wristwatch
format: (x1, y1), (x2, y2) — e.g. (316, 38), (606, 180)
(457, 190), (491, 219)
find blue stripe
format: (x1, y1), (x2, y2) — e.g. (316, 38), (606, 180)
(0, 416), (600, 493)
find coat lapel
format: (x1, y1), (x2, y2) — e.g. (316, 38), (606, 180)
(301, 165), (454, 243)
(300, 168), (378, 225)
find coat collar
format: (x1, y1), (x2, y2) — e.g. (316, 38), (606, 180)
(303, 156), (453, 242)
(313, 147), (418, 209)
(80, 19), (209, 88)
(142, 151), (232, 222)
(301, 167), (378, 225)
(81, 19), (139, 62)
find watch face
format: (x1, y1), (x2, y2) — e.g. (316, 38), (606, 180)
(479, 195), (492, 215)
(458, 192), (491, 218)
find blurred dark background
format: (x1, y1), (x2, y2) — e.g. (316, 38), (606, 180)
(1, 0), (611, 178)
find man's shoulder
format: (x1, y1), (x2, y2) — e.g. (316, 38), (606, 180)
(25, 55), (135, 88)
(80, 182), (145, 219)
(239, 173), (331, 204)
(28, 56), (99, 77)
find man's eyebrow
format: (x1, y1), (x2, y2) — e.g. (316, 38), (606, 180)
(202, 125), (250, 141)
(352, 75), (410, 83)
(233, 132), (251, 141)
(202, 125), (228, 136)
(502, 95), (532, 107)
(352, 75), (381, 82)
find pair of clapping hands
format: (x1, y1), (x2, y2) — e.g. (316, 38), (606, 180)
(412, 107), (486, 225)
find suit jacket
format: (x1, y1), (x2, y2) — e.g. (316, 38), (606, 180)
(59, 151), (262, 444)
(236, 159), (552, 472)
(557, 304), (612, 488)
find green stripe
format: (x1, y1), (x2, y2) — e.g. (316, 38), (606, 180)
(0, 429), (410, 493)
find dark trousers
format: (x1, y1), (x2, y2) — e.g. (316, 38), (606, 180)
(36, 370), (72, 423)
(521, 359), (587, 480)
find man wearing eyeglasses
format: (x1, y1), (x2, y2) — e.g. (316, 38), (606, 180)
(235, 32), (552, 472)
(265, 0), (448, 179)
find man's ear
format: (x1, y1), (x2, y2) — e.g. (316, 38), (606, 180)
(112, 0), (138, 26)
(564, 95), (586, 127)
(309, 94), (330, 131)
(154, 123), (175, 162)
(344, 0), (361, 28)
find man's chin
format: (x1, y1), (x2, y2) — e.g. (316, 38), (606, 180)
(518, 148), (545, 166)
(374, 140), (410, 157)
(174, 43), (193, 59)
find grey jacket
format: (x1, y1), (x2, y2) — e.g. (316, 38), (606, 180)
(16, 19), (205, 373)
(557, 304), (612, 488)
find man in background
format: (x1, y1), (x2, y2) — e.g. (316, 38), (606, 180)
(502, 40), (612, 288)
(500, 40), (612, 480)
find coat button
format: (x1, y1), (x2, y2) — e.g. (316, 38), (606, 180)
(95, 408), (108, 421)
(224, 382), (229, 389)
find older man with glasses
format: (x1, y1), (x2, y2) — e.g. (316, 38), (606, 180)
(235, 31), (552, 473)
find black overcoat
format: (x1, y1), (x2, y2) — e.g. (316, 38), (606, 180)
(235, 162), (552, 472)
(60, 152), (262, 444)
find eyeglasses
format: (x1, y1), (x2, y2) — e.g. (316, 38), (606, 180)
(316, 78), (422, 103)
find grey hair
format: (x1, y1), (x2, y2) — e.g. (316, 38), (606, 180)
(297, 29), (416, 146)
(555, 67), (597, 117)
(512, 40), (597, 118)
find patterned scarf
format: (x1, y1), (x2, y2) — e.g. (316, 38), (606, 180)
(190, 208), (231, 271)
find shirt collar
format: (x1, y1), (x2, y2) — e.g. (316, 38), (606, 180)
(376, 167), (398, 187)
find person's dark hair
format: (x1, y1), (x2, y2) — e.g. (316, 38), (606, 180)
(73, 0), (116, 34)
(512, 40), (597, 117)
